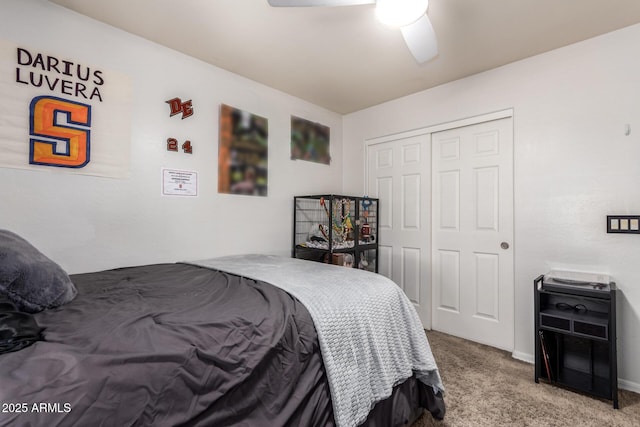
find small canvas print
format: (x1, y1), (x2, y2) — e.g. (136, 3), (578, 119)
(290, 115), (330, 165)
(218, 104), (268, 196)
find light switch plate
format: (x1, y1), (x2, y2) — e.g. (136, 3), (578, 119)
(607, 215), (640, 234)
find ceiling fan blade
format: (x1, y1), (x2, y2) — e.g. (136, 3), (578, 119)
(400, 14), (438, 64)
(267, 0), (375, 6)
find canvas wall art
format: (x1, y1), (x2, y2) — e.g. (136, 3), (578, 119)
(218, 104), (268, 196)
(290, 115), (330, 165)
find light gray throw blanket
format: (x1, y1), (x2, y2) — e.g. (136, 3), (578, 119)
(190, 255), (444, 427)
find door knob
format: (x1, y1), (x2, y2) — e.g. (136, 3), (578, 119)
(500, 242), (510, 250)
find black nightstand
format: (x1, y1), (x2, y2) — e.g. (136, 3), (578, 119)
(534, 274), (618, 408)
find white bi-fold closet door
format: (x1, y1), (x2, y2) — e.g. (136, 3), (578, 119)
(366, 112), (514, 351)
(431, 117), (514, 351)
(366, 133), (431, 327)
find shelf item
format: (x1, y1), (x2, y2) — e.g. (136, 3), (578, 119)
(293, 195), (379, 273)
(534, 274), (618, 408)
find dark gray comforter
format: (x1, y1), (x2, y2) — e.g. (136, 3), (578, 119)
(0, 263), (444, 426)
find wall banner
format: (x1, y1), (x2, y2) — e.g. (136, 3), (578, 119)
(0, 39), (132, 178)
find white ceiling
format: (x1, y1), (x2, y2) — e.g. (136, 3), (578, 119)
(49, 0), (640, 114)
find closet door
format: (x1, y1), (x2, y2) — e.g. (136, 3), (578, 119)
(366, 133), (431, 327)
(431, 117), (514, 351)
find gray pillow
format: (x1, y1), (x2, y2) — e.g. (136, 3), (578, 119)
(0, 230), (77, 313)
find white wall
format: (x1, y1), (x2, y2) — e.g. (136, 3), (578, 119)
(343, 24), (640, 391)
(0, 0), (343, 273)
(4, 0), (639, 394)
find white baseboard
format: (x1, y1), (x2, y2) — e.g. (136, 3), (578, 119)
(511, 351), (640, 394)
(619, 378), (640, 394)
(511, 350), (534, 364)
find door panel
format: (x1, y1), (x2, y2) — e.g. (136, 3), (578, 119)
(439, 171), (460, 230)
(432, 117), (514, 351)
(378, 245), (393, 278)
(474, 252), (499, 319)
(474, 167), (499, 230)
(367, 134), (431, 327)
(402, 247), (421, 304)
(437, 249), (460, 312)
(402, 174), (420, 229)
(376, 177), (393, 229)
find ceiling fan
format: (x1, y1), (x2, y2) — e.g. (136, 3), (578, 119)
(267, 0), (438, 64)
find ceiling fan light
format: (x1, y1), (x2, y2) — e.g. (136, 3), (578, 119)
(375, 0), (429, 27)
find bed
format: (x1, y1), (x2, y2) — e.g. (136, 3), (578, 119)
(0, 231), (445, 427)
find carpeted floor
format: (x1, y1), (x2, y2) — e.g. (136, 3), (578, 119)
(412, 330), (640, 427)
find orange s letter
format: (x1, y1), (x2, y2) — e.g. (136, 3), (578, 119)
(29, 96), (91, 168)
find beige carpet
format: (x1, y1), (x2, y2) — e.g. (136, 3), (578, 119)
(412, 330), (640, 427)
